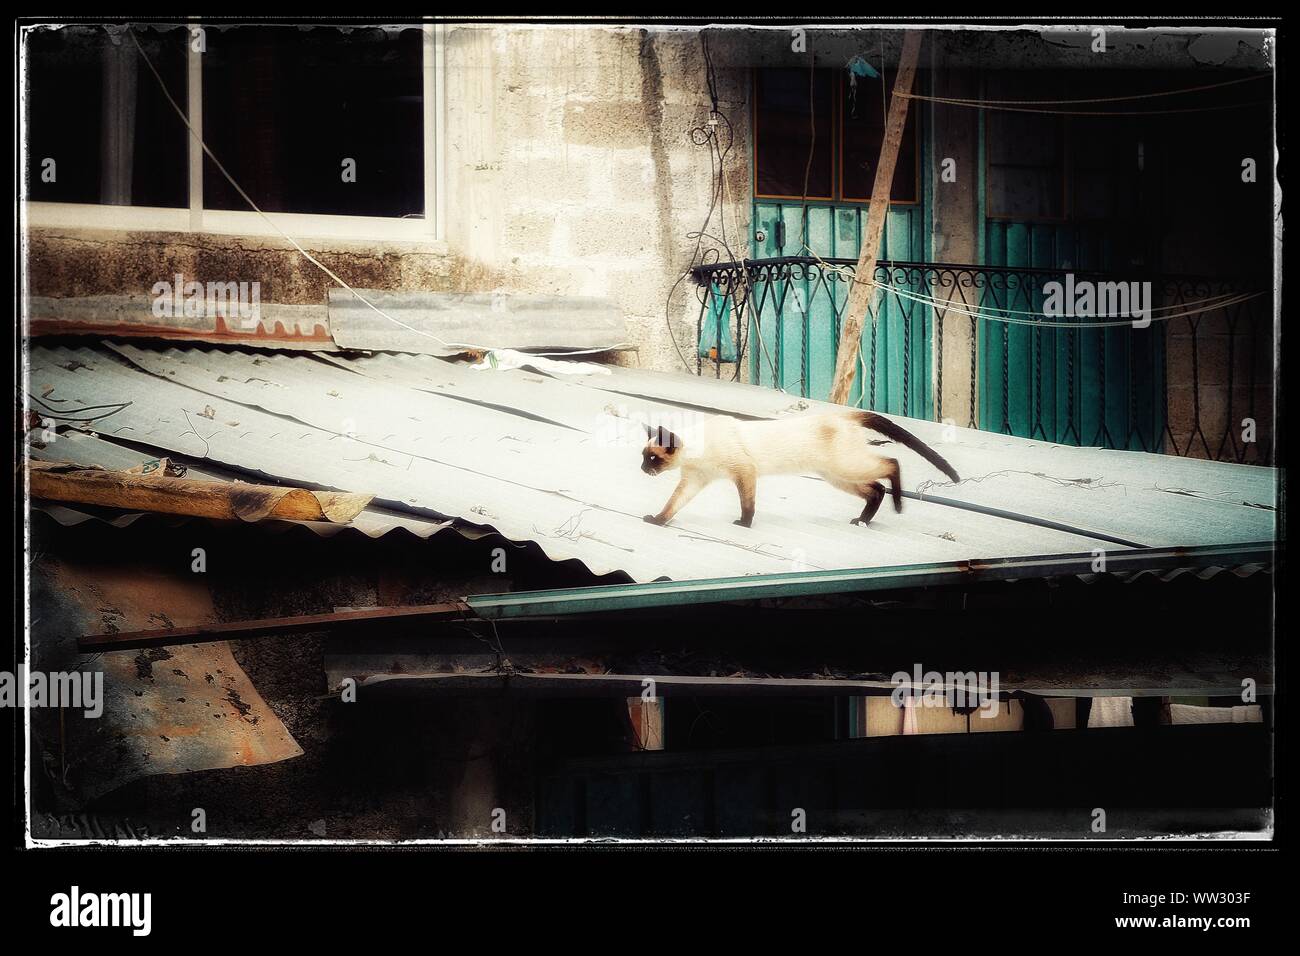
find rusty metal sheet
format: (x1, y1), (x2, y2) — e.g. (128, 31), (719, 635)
(28, 294), (335, 350)
(29, 555), (302, 801)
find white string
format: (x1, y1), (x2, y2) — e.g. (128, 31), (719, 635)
(127, 26), (616, 359)
(900, 72), (1270, 107)
(860, 279), (1263, 328)
(791, 242), (1259, 326)
(813, 255), (1248, 319)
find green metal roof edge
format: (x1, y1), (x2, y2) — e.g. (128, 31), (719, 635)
(467, 542), (1276, 620)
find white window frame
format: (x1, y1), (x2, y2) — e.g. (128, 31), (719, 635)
(24, 23), (445, 244)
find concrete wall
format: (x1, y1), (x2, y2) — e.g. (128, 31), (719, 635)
(927, 61), (982, 431)
(441, 24), (750, 372)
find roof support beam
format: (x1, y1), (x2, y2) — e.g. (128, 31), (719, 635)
(78, 601), (472, 652)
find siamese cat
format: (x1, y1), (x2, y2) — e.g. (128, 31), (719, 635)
(640, 411), (959, 528)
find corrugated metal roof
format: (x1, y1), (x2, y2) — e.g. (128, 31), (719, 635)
(25, 343), (1276, 585)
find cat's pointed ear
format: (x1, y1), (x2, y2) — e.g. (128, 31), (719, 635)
(656, 426), (683, 449)
(640, 422), (682, 448)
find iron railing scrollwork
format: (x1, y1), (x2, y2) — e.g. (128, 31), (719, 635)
(690, 256), (1271, 464)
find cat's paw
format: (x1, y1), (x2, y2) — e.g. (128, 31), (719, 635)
(643, 514), (666, 525)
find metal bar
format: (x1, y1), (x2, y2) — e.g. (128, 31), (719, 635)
(82, 541), (1275, 652)
(467, 543), (1275, 620)
(345, 671), (1273, 700)
(900, 490), (1148, 549)
(691, 256), (1270, 286)
(79, 601), (472, 652)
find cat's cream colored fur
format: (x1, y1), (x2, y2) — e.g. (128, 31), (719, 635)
(640, 410), (959, 528)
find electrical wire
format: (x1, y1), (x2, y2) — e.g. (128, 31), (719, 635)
(895, 98), (1268, 117)
(898, 72), (1270, 107)
(26, 393), (133, 422)
(665, 32), (779, 384)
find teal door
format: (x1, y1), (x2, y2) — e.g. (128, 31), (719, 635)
(740, 65), (934, 419)
(748, 200), (932, 419)
(976, 76), (1165, 452)
(978, 222), (1165, 451)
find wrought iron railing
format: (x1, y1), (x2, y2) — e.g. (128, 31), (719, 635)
(690, 257), (1272, 464)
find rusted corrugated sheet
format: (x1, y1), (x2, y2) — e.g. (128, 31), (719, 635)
(29, 555), (302, 800)
(27, 295), (335, 349)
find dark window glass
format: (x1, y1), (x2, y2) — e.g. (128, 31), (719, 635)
(201, 25), (424, 217)
(664, 697), (836, 750)
(1071, 114), (1141, 221)
(1153, 72), (1272, 273)
(986, 72), (1066, 219)
(841, 69), (918, 203)
(754, 68), (833, 199)
(24, 25), (188, 207)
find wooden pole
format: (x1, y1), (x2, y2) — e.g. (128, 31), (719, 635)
(828, 30), (924, 406)
(29, 461), (373, 524)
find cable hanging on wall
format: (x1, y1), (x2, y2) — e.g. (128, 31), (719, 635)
(125, 25), (616, 359)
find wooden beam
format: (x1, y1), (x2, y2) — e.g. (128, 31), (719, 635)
(30, 461), (372, 524)
(78, 601), (474, 652)
(828, 30), (924, 406)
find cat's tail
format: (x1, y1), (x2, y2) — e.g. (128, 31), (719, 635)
(856, 411), (960, 483)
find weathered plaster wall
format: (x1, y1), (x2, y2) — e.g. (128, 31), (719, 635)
(25, 229), (461, 303)
(928, 62), (982, 431)
(441, 24), (751, 372)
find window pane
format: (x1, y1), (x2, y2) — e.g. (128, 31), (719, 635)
(986, 71), (1065, 219)
(1071, 115), (1140, 221)
(841, 69), (918, 203)
(754, 68), (833, 199)
(988, 166), (1064, 220)
(1153, 74), (1272, 273)
(24, 25), (188, 207)
(202, 25), (423, 218)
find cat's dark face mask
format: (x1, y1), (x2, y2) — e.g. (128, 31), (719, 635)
(640, 425), (682, 475)
(641, 444), (678, 475)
